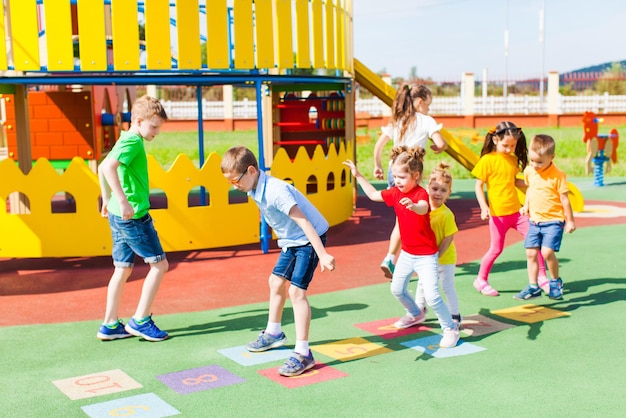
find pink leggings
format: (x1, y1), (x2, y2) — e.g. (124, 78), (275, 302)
(477, 212), (546, 281)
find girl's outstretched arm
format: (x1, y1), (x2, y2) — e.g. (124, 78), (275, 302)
(474, 179), (490, 220)
(343, 160), (384, 202)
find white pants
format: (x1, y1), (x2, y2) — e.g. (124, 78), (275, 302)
(390, 251), (454, 330)
(416, 263), (459, 316)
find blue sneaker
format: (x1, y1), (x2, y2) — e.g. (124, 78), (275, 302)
(246, 331), (287, 352)
(548, 278), (564, 300)
(97, 320), (132, 341)
(125, 316), (169, 342)
(514, 285), (542, 300)
(380, 259), (394, 279)
(278, 350), (315, 377)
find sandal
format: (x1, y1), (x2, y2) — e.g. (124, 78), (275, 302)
(473, 278), (499, 296)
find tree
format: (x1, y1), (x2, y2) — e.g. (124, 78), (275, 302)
(594, 62), (626, 95)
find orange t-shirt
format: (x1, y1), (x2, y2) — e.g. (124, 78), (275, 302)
(524, 163), (569, 222)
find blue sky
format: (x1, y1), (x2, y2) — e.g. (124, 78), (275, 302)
(353, 0), (626, 80)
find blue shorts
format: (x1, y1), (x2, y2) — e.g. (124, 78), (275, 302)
(108, 213), (166, 268)
(524, 220), (565, 252)
(272, 234), (326, 290)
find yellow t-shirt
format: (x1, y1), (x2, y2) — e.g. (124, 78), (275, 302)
(430, 204), (458, 265)
(524, 162), (569, 222)
(471, 152), (522, 217)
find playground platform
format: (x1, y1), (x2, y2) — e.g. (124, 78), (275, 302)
(1, 178), (626, 417)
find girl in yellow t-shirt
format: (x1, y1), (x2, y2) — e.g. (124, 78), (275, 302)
(416, 163), (461, 327)
(470, 121), (546, 297)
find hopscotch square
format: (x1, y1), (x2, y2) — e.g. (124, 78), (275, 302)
(218, 345), (291, 366)
(156, 365), (245, 394)
(52, 369), (142, 400)
(460, 314), (516, 337)
(312, 337), (392, 362)
(258, 362), (348, 388)
(81, 393), (180, 418)
(492, 304), (570, 324)
(401, 335), (485, 358)
(354, 318), (433, 339)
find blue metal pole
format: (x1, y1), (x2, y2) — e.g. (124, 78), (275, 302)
(592, 150), (607, 187)
(256, 81), (269, 253)
(197, 85), (207, 205)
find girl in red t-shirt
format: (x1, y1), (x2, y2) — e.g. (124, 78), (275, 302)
(344, 146), (459, 348)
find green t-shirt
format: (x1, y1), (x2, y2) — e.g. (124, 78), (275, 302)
(106, 131), (150, 219)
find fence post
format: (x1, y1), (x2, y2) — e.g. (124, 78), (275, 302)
(547, 71), (560, 126)
(461, 72), (474, 125)
(223, 84), (234, 131)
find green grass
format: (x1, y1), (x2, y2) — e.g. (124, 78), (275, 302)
(149, 126), (626, 180)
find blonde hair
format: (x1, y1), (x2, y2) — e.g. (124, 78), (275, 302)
(131, 95), (168, 121)
(429, 162), (453, 187)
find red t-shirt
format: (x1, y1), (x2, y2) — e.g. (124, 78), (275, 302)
(381, 185), (438, 256)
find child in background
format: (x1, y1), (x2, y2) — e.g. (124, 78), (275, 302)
(344, 147), (459, 348)
(97, 95), (170, 342)
(416, 163), (461, 326)
(471, 121), (547, 297)
(372, 84), (447, 279)
(514, 135), (575, 300)
(221, 146), (336, 377)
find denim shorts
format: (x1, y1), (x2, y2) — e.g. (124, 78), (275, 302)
(271, 234), (326, 290)
(108, 213), (166, 268)
(524, 220), (565, 251)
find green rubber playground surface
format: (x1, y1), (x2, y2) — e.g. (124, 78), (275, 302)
(1, 178), (625, 417)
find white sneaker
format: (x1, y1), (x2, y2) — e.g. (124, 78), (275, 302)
(439, 326), (460, 348)
(393, 309), (426, 329)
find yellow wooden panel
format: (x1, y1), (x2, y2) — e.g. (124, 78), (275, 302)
(254, 0), (274, 69)
(9, 0), (39, 70)
(311, 0), (324, 69)
(176, 0), (201, 69)
(111, 0), (140, 70)
(43, 0), (74, 71)
(335, 0), (345, 70)
(144, 0), (171, 69)
(77, 0), (107, 71)
(275, 0), (293, 69)
(206, 0), (229, 69)
(0, 4), (8, 70)
(325, 0), (335, 69)
(295, 0), (310, 68)
(345, 0), (353, 73)
(233, 0), (254, 69)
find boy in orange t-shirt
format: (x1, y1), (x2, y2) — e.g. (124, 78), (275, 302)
(514, 134), (576, 301)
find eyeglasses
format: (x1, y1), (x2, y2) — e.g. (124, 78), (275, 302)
(228, 167), (248, 185)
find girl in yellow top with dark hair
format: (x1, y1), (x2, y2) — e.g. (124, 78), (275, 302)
(471, 121), (547, 297)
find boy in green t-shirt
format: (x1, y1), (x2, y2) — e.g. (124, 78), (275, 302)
(97, 95), (169, 342)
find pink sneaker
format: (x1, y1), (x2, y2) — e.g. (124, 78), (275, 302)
(473, 278), (499, 296)
(440, 326), (460, 348)
(393, 309), (426, 329)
